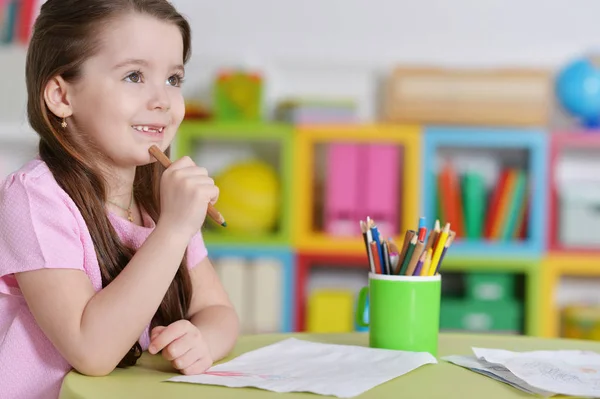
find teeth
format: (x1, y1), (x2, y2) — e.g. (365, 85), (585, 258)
(132, 125), (164, 133)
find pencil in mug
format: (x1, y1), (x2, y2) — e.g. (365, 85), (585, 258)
(398, 235), (417, 275)
(397, 229), (416, 268)
(424, 219), (440, 252)
(412, 249), (427, 276)
(433, 230), (456, 275)
(370, 241), (383, 274)
(382, 240), (392, 275)
(148, 145), (227, 227)
(387, 238), (401, 273)
(360, 221), (376, 274)
(404, 238), (425, 276)
(420, 247), (433, 276)
(367, 217), (385, 269)
(429, 223), (450, 276)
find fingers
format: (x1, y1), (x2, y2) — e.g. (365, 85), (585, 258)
(161, 332), (195, 361)
(150, 326), (167, 341)
(148, 320), (187, 355)
(181, 356), (213, 376)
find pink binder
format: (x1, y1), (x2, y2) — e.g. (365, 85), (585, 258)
(324, 143), (362, 236)
(360, 144), (401, 237)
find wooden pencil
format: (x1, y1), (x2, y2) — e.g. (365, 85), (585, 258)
(405, 239), (425, 276)
(148, 145), (226, 227)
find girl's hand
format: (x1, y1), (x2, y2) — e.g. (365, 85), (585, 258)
(158, 156), (219, 239)
(148, 319), (213, 375)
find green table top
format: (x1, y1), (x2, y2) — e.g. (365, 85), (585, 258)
(59, 332), (600, 399)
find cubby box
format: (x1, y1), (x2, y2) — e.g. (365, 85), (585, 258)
(548, 133), (600, 254)
(540, 253), (600, 338)
(294, 253), (369, 332)
(206, 245), (295, 333)
(438, 255), (541, 336)
(176, 121), (294, 246)
(293, 124), (421, 254)
(423, 127), (548, 258)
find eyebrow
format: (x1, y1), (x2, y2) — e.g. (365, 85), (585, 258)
(113, 58), (185, 73)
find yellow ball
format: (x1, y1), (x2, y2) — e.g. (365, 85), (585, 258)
(214, 160), (280, 234)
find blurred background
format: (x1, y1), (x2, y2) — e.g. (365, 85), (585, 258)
(3, 0), (600, 340)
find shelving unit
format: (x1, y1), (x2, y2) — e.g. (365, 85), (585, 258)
(169, 119), (599, 337)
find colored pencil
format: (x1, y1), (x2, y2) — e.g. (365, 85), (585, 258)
(405, 239), (425, 276)
(368, 218), (385, 270)
(370, 241), (382, 274)
(398, 229), (416, 267)
(412, 250), (427, 276)
(360, 221), (375, 274)
(429, 223), (450, 276)
(424, 219), (440, 252)
(398, 235), (417, 275)
(433, 230), (456, 275)
(382, 240), (392, 275)
(420, 248), (433, 276)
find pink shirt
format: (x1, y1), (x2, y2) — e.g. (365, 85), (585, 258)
(0, 159), (208, 399)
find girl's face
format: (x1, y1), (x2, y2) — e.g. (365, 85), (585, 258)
(67, 13), (186, 168)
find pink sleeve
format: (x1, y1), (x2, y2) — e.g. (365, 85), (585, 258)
(0, 172), (85, 277)
(185, 231), (208, 269)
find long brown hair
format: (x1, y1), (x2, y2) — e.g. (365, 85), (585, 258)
(25, 0), (193, 366)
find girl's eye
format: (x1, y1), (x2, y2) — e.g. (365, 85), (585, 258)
(125, 71), (143, 83)
(167, 74), (184, 87)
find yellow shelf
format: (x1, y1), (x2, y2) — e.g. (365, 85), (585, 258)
(541, 253), (600, 338)
(292, 124), (422, 253)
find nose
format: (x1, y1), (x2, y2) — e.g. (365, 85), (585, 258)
(147, 83), (171, 112)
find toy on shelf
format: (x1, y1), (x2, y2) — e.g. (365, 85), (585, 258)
(184, 99), (212, 120)
(556, 53), (600, 128)
(274, 97), (357, 124)
(213, 69), (263, 121)
(214, 160), (280, 235)
(562, 305), (600, 341)
(306, 289), (354, 333)
(176, 121), (293, 246)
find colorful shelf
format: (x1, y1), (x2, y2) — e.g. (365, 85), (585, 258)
(175, 120), (600, 337)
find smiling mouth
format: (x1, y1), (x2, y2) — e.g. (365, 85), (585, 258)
(131, 125), (165, 134)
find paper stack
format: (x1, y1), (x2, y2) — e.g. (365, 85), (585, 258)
(444, 347), (600, 397)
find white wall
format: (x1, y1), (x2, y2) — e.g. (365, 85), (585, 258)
(3, 0), (600, 124)
(171, 0), (600, 121)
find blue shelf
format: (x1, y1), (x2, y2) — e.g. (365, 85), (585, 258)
(206, 245), (295, 333)
(422, 126), (549, 257)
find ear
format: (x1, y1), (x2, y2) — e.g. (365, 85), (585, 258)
(44, 75), (73, 120)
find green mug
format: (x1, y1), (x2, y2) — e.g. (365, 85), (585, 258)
(356, 272), (441, 356)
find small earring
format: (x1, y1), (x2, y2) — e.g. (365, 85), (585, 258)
(61, 115), (67, 129)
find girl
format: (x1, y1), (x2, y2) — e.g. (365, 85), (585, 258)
(0, 1), (240, 398)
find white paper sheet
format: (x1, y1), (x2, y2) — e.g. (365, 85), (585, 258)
(445, 347), (600, 398)
(473, 348), (600, 398)
(442, 355), (555, 397)
(166, 338), (437, 398)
